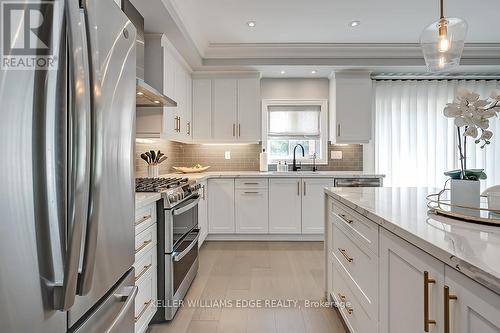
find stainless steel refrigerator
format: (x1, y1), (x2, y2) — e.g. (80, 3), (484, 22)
(0, 0), (137, 332)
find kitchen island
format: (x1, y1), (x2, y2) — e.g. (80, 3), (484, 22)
(324, 187), (500, 333)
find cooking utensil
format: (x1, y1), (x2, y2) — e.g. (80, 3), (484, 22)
(156, 152), (164, 163)
(150, 150), (156, 163)
(157, 156), (167, 164)
(140, 153), (149, 164)
(145, 151), (152, 164)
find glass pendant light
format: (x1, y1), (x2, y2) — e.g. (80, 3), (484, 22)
(420, 0), (467, 72)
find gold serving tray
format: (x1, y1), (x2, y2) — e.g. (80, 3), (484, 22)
(427, 190), (500, 226)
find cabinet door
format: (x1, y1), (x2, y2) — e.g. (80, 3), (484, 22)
(162, 48), (175, 103)
(208, 179), (235, 233)
(237, 78), (261, 142)
(301, 178), (333, 234)
(185, 73), (192, 141)
(192, 79), (212, 141)
(235, 189), (268, 233)
(331, 72), (372, 144)
(174, 66), (186, 137)
(269, 178), (302, 234)
(380, 229), (445, 333)
(198, 181), (208, 247)
(444, 266), (500, 333)
(213, 79), (237, 141)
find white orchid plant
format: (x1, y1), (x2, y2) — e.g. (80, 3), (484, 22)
(443, 88), (500, 180)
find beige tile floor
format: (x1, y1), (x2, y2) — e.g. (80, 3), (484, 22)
(148, 241), (347, 333)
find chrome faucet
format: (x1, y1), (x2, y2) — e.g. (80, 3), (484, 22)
(292, 144), (305, 171)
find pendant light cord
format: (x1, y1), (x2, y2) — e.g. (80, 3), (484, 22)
(440, 0), (444, 19)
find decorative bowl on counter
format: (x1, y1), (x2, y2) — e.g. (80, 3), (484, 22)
(172, 165), (211, 174)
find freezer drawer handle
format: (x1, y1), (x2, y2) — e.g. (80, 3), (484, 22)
(135, 239), (153, 254)
(135, 214), (152, 226)
(338, 213), (353, 224)
(104, 285), (138, 333)
(134, 299), (153, 323)
(338, 248), (354, 263)
(134, 264), (153, 282)
(173, 232), (200, 262)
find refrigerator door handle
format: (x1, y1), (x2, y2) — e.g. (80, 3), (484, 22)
(104, 286), (138, 333)
(53, 0), (92, 311)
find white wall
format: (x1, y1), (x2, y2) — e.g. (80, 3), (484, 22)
(261, 78), (329, 100)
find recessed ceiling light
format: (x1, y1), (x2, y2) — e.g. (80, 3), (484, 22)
(280, 70), (286, 74)
(154, 100), (160, 104)
(247, 21), (256, 27)
(349, 20), (360, 27)
(311, 70), (317, 74)
(137, 91), (144, 96)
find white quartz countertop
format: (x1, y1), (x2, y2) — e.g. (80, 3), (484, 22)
(159, 171), (385, 183)
(135, 192), (161, 210)
(325, 187), (500, 295)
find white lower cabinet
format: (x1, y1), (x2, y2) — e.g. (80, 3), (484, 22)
(301, 178), (333, 234)
(444, 266), (500, 333)
(379, 228), (444, 333)
(198, 180), (208, 247)
(235, 188), (269, 233)
(208, 179), (235, 233)
(134, 202), (158, 333)
(269, 178), (302, 234)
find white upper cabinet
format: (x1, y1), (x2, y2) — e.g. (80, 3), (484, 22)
(237, 78), (261, 142)
(192, 74), (261, 143)
(330, 71), (372, 144)
(213, 79), (238, 141)
(192, 79), (212, 141)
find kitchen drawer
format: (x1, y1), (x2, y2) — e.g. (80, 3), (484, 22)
(330, 201), (378, 255)
(133, 246), (156, 284)
(135, 203), (156, 235)
(332, 261), (378, 333)
(135, 224), (156, 262)
(331, 223), (378, 317)
(235, 178), (268, 189)
(134, 265), (156, 333)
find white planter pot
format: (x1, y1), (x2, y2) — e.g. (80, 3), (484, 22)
(450, 179), (480, 215)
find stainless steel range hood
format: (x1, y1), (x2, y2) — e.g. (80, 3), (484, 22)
(122, 0), (177, 107)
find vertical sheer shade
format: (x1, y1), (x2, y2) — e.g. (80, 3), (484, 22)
(375, 80), (500, 189)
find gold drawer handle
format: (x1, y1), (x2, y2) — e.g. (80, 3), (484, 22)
(444, 286), (458, 333)
(134, 264), (152, 282)
(346, 304), (354, 315)
(134, 299), (152, 322)
(337, 293), (353, 315)
(135, 239), (152, 254)
(424, 271), (436, 332)
(135, 214), (152, 226)
(339, 213), (353, 224)
(338, 248), (354, 263)
(337, 293), (346, 302)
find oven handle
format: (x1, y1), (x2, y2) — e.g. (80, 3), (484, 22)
(172, 230), (200, 262)
(172, 196), (200, 216)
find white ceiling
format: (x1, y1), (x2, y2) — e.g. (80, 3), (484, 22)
(170, 0), (500, 56)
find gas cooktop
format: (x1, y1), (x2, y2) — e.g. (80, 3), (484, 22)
(135, 177), (201, 208)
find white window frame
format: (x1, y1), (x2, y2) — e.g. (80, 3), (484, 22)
(262, 99), (329, 165)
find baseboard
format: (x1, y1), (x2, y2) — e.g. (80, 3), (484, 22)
(205, 234), (324, 241)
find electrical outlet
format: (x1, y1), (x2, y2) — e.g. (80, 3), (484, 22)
(331, 151), (343, 160)
(225, 151), (231, 160)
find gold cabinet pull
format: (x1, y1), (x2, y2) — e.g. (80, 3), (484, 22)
(238, 124), (241, 137)
(135, 214), (151, 226)
(424, 271), (436, 332)
(337, 293), (346, 302)
(338, 248), (353, 263)
(135, 239), (152, 254)
(444, 286), (457, 333)
(134, 264), (152, 282)
(134, 299), (152, 322)
(233, 123), (236, 137)
(339, 213), (353, 224)
(346, 304), (354, 315)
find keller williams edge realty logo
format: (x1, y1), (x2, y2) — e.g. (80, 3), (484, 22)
(1, 0), (59, 70)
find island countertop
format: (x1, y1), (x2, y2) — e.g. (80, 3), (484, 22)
(324, 187), (500, 295)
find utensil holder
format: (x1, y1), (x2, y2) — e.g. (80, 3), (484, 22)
(147, 165), (159, 178)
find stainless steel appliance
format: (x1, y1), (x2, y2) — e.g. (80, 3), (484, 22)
(0, 0), (137, 332)
(135, 177), (201, 321)
(334, 178), (383, 187)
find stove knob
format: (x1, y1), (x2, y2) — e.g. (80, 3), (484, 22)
(178, 193), (184, 200)
(168, 194), (176, 203)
